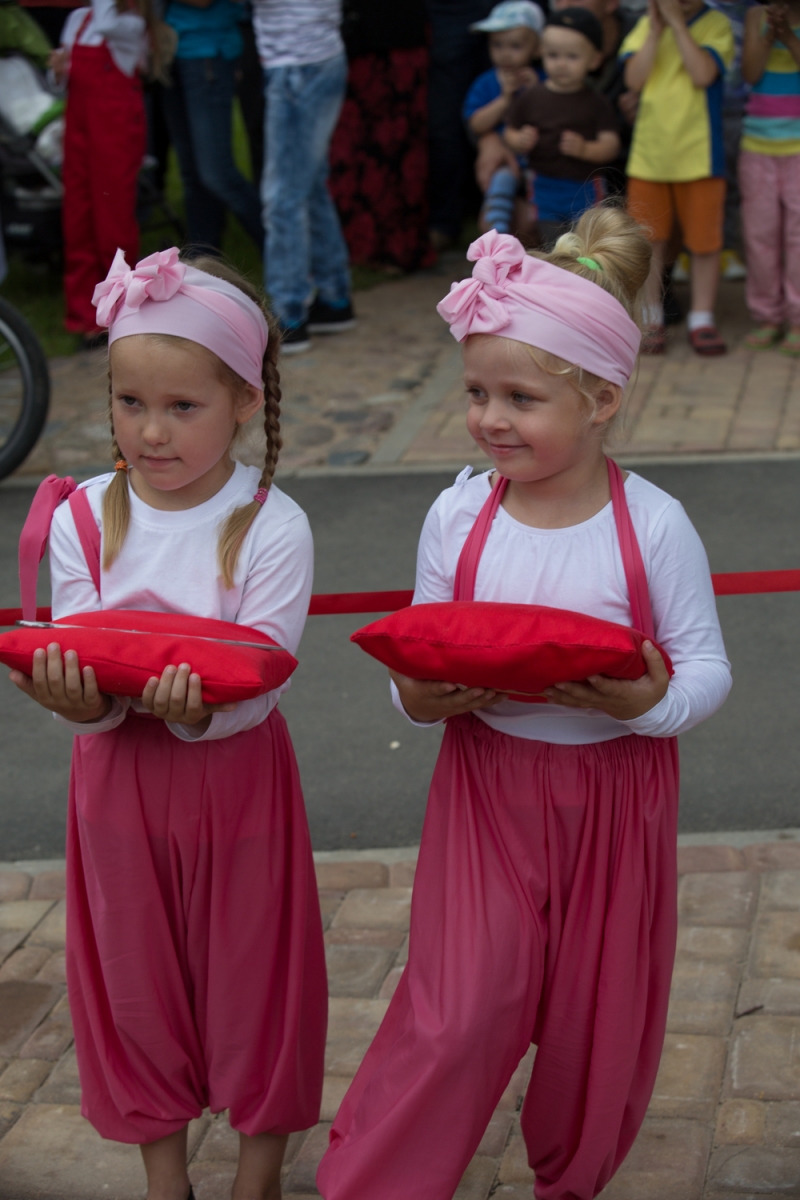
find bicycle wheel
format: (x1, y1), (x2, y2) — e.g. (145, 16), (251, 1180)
(0, 295), (50, 481)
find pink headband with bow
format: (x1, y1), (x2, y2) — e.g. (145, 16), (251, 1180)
(92, 248), (268, 391)
(436, 231), (640, 387)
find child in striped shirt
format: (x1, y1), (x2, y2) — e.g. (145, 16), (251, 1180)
(740, 0), (800, 354)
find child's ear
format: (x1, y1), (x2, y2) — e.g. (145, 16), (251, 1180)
(236, 384), (265, 425)
(593, 383), (623, 426)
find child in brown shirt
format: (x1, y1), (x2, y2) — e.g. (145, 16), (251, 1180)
(506, 7), (620, 245)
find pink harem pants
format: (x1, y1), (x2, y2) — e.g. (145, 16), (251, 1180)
(739, 149), (800, 327)
(66, 709), (328, 1144)
(317, 715), (679, 1200)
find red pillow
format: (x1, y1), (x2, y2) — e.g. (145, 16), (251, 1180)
(351, 601), (673, 701)
(0, 610), (297, 704)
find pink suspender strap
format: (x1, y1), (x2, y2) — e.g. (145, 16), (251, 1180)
(607, 458), (655, 640)
(68, 488), (102, 594)
(18, 475), (101, 620)
(453, 474), (509, 602)
(452, 460), (656, 637)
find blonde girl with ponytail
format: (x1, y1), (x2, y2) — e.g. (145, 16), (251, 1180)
(10, 248), (327, 1200)
(317, 205), (731, 1200)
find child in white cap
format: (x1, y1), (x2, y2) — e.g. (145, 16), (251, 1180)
(463, 0), (546, 234)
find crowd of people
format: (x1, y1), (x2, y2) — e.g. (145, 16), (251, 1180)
(5, 0), (800, 357)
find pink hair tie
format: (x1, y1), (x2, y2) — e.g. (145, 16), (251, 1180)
(254, 488), (269, 506)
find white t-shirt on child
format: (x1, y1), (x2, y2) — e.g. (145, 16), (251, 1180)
(392, 466), (732, 744)
(48, 462), (313, 742)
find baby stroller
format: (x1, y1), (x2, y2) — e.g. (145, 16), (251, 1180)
(0, 54), (64, 258)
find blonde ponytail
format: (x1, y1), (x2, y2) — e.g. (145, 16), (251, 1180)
(102, 256), (282, 587)
(543, 204), (652, 324)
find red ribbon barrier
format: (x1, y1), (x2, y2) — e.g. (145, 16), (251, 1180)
(1, 570), (799, 628)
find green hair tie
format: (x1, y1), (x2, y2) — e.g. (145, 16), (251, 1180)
(576, 256), (602, 272)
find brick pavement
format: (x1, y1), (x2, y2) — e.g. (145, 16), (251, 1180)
(2, 843), (800, 1199)
(8, 271), (800, 488)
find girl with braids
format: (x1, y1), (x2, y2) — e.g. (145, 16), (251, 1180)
(8, 248), (327, 1200)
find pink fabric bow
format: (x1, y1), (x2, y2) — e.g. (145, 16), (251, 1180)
(93, 248), (185, 328)
(436, 230), (641, 387)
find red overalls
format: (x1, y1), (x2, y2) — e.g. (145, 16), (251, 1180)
(62, 9), (146, 334)
(318, 461), (680, 1200)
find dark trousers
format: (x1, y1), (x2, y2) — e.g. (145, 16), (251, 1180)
(162, 55), (263, 252)
(426, 0), (493, 240)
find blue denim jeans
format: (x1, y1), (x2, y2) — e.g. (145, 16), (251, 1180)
(261, 51), (351, 329)
(162, 55), (263, 251)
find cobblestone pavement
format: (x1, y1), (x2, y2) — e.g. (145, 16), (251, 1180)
(8, 271), (800, 487)
(2, 843), (800, 1199)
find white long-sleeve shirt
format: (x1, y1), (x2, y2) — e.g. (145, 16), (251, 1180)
(48, 463), (313, 742)
(61, 0), (147, 78)
(392, 467), (732, 744)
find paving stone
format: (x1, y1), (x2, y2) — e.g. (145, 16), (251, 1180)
(282, 1121), (330, 1193)
(36, 949), (67, 983)
(0, 980), (60, 1056)
(315, 861), (389, 891)
(396, 935), (409, 966)
(760, 872), (800, 912)
(676, 925), (749, 962)
(492, 1188), (534, 1200)
(325, 998), (390, 1076)
(454, 1154), (497, 1199)
(476, 1109), (514, 1156)
(727, 1016), (800, 1101)
(27, 897), (66, 948)
(324, 928), (405, 948)
(665, 960), (740, 1034)
(194, 1115), (239, 1162)
(29, 870), (67, 900)
(707, 1146), (800, 1193)
(0, 1057), (52, 1101)
(389, 860), (417, 887)
(498, 1129), (534, 1184)
(765, 1102), (800, 1148)
(744, 845), (800, 872)
(34, 1047), (82, 1104)
(191, 1161), (237, 1200)
(320, 1074), (351, 1122)
(0, 1099), (22, 1140)
(677, 846), (746, 874)
(0, 899), (55, 935)
(716, 1099), (767, 1145)
(379, 966), (404, 1000)
(330, 887), (412, 931)
(497, 1046), (536, 1112)
(318, 890), (345, 931)
(649, 1033), (726, 1120)
(0, 872), (31, 901)
(20, 1004), (73, 1060)
(0, 1103), (147, 1197)
(0, 929), (28, 962)
(679, 873), (758, 928)
(0, 945), (52, 981)
(750, 913), (800, 979)
(598, 1117), (711, 1200)
(325, 944), (395, 998)
(737, 979), (800, 1017)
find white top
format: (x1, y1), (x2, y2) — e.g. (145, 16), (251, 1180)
(48, 463), (313, 742)
(61, 0), (147, 79)
(392, 467), (732, 744)
(252, 0), (343, 69)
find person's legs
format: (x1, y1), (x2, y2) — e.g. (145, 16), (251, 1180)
(263, 54), (349, 330)
(180, 55), (263, 248)
(232, 1132), (287, 1200)
(161, 59), (227, 250)
(675, 177), (726, 352)
(304, 53), (352, 310)
(427, 0), (493, 242)
(62, 66), (101, 333)
(739, 150), (784, 329)
(139, 1128), (189, 1200)
(86, 68), (146, 279)
(779, 154), (800, 338)
(627, 177), (673, 350)
(482, 166), (518, 233)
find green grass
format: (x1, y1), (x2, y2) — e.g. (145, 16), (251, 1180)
(0, 102), (397, 357)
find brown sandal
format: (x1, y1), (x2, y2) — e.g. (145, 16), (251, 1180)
(641, 325), (666, 355)
(689, 325), (726, 356)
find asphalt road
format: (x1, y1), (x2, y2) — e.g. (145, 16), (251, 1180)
(1, 459), (798, 859)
